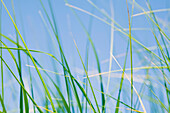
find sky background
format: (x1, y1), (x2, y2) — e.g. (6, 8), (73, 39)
(0, 0), (170, 112)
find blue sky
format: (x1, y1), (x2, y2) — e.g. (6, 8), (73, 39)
(0, 0), (170, 112)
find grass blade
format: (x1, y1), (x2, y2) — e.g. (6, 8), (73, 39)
(115, 40), (129, 113)
(0, 94), (6, 113)
(0, 3), (4, 112)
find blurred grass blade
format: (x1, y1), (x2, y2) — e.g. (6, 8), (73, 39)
(45, 93), (49, 113)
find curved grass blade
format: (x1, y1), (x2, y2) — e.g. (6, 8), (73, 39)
(26, 51), (71, 113)
(25, 52), (96, 113)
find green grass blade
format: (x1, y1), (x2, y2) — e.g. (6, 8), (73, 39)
(81, 39), (90, 113)
(19, 87), (23, 113)
(125, 1), (133, 112)
(45, 93), (49, 113)
(115, 40), (129, 113)
(0, 1), (3, 104)
(47, 0), (58, 35)
(0, 94), (6, 113)
(29, 67), (36, 113)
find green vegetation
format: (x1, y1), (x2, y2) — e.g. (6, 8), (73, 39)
(0, 0), (169, 112)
